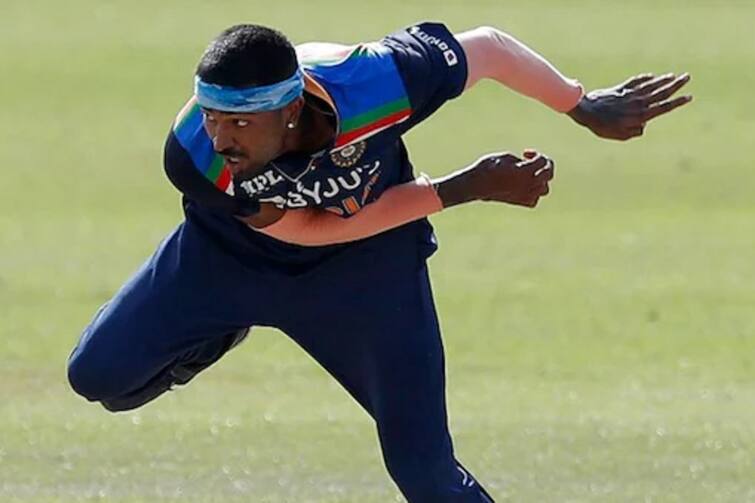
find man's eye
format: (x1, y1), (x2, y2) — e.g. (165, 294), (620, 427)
(203, 113), (216, 123)
(235, 119), (249, 127)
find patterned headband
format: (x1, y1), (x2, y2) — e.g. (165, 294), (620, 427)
(194, 68), (305, 113)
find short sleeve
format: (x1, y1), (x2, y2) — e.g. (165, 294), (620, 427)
(164, 103), (261, 217)
(381, 22), (468, 131)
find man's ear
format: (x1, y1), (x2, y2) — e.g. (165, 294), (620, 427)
(283, 96), (305, 126)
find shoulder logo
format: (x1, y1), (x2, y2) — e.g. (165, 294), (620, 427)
(407, 25), (458, 67)
(330, 141), (366, 168)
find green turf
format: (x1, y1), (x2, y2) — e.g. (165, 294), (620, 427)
(1, 1), (753, 501)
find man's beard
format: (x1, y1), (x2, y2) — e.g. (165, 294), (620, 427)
(230, 161), (267, 182)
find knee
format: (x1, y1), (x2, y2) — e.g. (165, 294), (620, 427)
(67, 344), (147, 414)
(68, 354), (148, 414)
(67, 345), (111, 403)
(67, 323), (128, 405)
(67, 303), (110, 401)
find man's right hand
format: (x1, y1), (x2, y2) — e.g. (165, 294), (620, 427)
(434, 150), (555, 209)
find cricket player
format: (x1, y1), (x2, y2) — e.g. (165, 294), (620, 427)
(67, 21), (691, 502)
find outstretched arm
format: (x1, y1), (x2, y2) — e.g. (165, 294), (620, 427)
(244, 151), (553, 247)
(240, 25), (693, 246)
(456, 26), (692, 140)
(457, 26), (584, 112)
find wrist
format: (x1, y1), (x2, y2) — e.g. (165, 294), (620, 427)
(432, 166), (481, 209)
(567, 95), (591, 126)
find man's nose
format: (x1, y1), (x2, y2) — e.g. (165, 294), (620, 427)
(212, 124), (234, 153)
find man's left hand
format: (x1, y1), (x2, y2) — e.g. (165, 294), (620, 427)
(567, 73), (693, 141)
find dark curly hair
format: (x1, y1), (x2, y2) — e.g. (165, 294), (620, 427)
(196, 24), (298, 87)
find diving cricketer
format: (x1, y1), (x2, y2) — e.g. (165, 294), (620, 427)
(67, 21), (692, 501)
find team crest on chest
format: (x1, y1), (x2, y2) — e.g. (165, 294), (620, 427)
(330, 141), (366, 168)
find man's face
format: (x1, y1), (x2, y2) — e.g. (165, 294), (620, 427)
(201, 107), (289, 180)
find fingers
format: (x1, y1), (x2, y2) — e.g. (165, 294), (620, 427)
(642, 95), (693, 121)
(517, 151), (554, 203)
(482, 149), (554, 208)
(530, 179), (551, 196)
(535, 158), (555, 179)
(518, 153), (555, 180)
(516, 153), (549, 172)
(621, 73), (655, 90)
(634, 73), (678, 96)
(518, 187), (541, 208)
(522, 183), (550, 208)
(621, 72), (692, 130)
(527, 157), (554, 207)
(518, 152), (555, 184)
(645, 73), (691, 105)
(495, 152), (521, 163)
(484, 152), (521, 167)
(626, 125), (645, 138)
(535, 165), (553, 195)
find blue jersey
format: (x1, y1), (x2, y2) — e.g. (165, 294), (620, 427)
(164, 22), (468, 270)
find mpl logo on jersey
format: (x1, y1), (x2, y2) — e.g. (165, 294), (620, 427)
(237, 169), (286, 198)
(408, 25), (459, 67)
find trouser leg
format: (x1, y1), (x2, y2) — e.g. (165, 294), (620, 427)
(282, 239), (494, 502)
(67, 220), (263, 412)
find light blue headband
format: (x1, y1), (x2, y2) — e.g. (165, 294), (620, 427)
(194, 68), (305, 113)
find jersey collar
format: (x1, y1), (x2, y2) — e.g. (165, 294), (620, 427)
(269, 71), (339, 181)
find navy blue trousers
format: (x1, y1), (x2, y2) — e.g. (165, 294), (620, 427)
(67, 214), (494, 502)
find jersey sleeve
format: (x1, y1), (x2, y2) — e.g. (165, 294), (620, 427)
(381, 22), (469, 132)
(164, 98), (261, 217)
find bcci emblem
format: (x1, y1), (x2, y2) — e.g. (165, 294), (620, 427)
(330, 141), (366, 168)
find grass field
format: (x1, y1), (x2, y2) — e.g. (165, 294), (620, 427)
(1, 1), (754, 501)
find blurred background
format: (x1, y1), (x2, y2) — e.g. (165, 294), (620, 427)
(1, 1), (753, 501)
